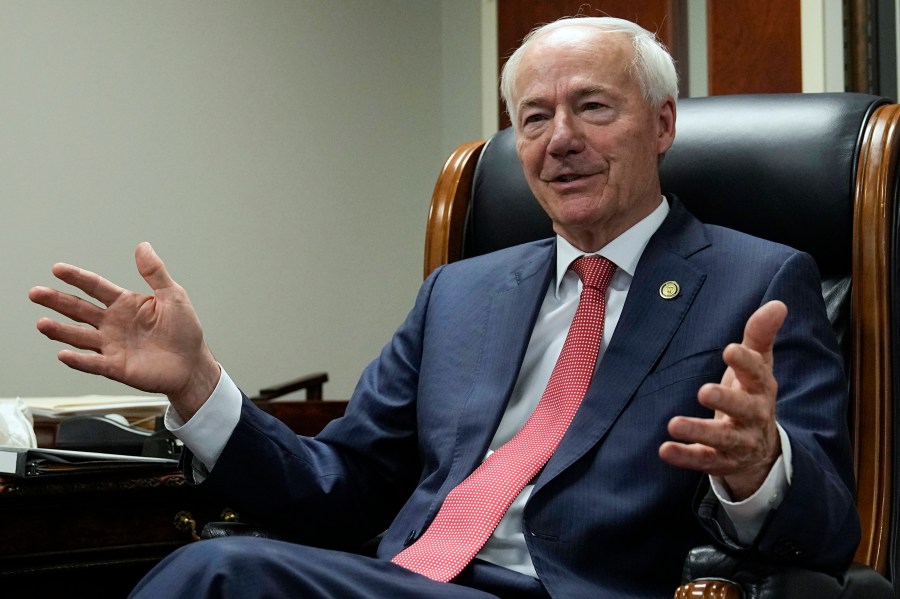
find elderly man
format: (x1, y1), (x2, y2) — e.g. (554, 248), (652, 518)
(30, 16), (857, 599)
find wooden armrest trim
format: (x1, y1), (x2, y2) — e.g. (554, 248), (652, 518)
(255, 372), (329, 401)
(674, 579), (743, 599)
(851, 103), (899, 572)
(423, 140), (486, 278)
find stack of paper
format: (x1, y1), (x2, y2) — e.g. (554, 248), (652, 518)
(4, 395), (168, 431)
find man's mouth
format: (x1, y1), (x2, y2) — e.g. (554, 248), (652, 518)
(540, 170), (600, 184)
(557, 174), (580, 182)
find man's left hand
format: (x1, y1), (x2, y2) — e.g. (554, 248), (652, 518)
(659, 300), (787, 501)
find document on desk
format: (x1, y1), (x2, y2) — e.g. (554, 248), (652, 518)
(0, 446), (178, 478)
(16, 395), (168, 417)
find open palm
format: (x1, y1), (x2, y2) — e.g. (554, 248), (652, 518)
(29, 243), (220, 418)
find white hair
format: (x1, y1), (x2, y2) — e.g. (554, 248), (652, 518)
(500, 17), (679, 125)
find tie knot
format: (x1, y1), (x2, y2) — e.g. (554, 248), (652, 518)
(571, 255), (616, 292)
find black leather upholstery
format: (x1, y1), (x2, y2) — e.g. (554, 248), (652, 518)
(463, 127), (553, 258)
(661, 93), (885, 278)
(201, 521), (286, 541)
(682, 545), (893, 599)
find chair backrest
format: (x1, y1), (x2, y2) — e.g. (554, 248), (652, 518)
(423, 93), (900, 580)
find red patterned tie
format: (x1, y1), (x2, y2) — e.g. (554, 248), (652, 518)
(392, 255), (616, 582)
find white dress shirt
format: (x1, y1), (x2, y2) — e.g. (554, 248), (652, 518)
(167, 197), (791, 578)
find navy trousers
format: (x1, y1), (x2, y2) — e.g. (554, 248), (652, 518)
(129, 537), (550, 598)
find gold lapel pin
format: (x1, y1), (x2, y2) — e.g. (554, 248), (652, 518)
(659, 281), (680, 299)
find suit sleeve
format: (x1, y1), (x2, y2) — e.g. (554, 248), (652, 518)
(695, 251), (860, 573)
(186, 267), (445, 549)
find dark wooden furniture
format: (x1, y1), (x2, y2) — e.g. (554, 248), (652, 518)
(251, 371), (349, 437)
(0, 374), (348, 597)
(0, 468), (223, 597)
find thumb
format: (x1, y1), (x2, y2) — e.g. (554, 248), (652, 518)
(135, 242), (177, 293)
(742, 300), (788, 355)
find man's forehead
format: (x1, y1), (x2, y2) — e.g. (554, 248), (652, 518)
(517, 27), (633, 80)
(514, 28), (635, 96)
(525, 24), (631, 56)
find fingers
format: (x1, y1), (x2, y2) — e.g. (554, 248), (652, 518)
(45, 262), (126, 307)
(719, 344), (773, 398)
(30, 242), (196, 393)
(660, 411), (780, 482)
(29, 242), (175, 325)
(57, 349), (109, 378)
(29, 286), (105, 326)
(667, 411), (738, 452)
(674, 380), (776, 464)
(34, 316), (109, 377)
(664, 412), (741, 477)
(707, 300), (787, 411)
(699, 376), (773, 422)
(35, 317), (102, 351)
(659, 301), (786, 491)
(741, 300), (787, 355)
(135, 242), (178, 293)
(659, 440), (724, 475)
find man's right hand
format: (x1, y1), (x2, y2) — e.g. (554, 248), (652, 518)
(29, 242), (220, 420)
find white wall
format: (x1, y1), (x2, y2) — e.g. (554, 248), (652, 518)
(801, 0), (846, 92)
(2, 0), (484, 400)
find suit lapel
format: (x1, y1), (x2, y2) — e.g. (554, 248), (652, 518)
(449, 242), (557, 482)
(535, 199), (712, 492)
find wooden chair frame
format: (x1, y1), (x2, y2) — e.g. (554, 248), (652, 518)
(423, 140), (486, 278)
(851, 103), (899, 573)
(250, 372), (350, 438)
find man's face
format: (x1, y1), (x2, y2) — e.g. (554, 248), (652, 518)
(512, 27), (676, 252)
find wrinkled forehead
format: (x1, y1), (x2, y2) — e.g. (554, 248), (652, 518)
(513, 27), (637, 101)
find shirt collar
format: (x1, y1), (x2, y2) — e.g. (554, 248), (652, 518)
(554, 196), (670, 297)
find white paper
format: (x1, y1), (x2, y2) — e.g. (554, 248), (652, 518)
(0, 398), (37, 448)
(12, 395), (168, 417)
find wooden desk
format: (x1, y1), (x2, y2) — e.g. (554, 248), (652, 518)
(0, 399), (348, 597)
(0, 469), (227, 597)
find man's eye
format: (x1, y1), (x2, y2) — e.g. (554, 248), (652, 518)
(583, 102), (604, 111)
(523, 114), (546, 125)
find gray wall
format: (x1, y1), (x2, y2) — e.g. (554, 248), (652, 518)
(2, 0), (484, 400)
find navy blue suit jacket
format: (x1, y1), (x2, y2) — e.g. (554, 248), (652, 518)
(202, 199), (859, 598)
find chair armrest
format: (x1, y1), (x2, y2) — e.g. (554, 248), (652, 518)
(201, 521), (297, 542)
(254, 372), (329, 401)
(677, 545), (893, 598)
(250, 372), (347, 436)
(200, 521), (381, 557)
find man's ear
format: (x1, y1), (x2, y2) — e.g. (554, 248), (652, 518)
(656, 96), (676, 155)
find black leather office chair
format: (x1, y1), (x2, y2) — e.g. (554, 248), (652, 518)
(424, 93), (899, 598)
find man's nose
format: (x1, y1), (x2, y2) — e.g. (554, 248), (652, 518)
(547, 112), (585, 157)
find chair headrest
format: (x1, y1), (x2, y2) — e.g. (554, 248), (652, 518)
(661, 93), (886, 278)
(463, 93), (888, 279)
(463, 127), (553, 258)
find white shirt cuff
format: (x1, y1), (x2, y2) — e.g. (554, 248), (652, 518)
(164, 367), (242, 477)
(709, 423), (793, 545)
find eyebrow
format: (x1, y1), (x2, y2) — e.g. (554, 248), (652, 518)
(517, 85), (613, 113)
(576, 85), (610, 99)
